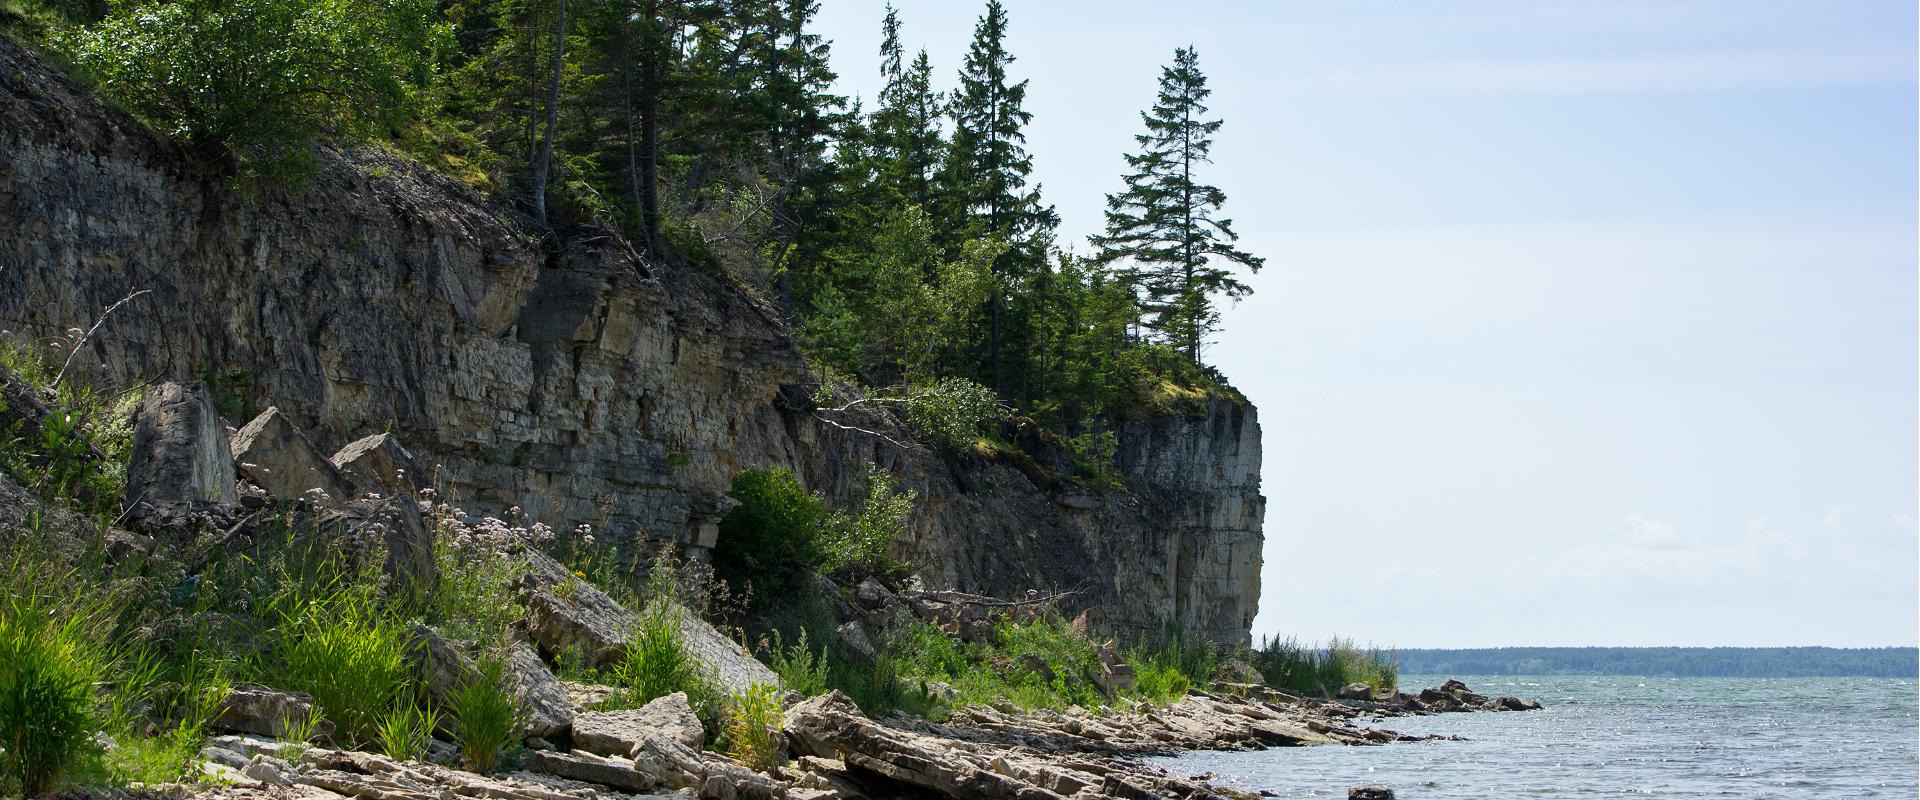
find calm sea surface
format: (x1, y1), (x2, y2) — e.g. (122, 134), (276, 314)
(1152, 675), (1919, 799)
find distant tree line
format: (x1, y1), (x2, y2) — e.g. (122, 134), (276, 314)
(18, 0), (1267, 460)
(1393, 647), (1919, 678)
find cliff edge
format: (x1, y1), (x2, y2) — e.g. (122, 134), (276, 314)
(0, 35), (1262, 644)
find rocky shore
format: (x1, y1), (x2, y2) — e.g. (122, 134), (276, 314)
(163, 678), (1537, 800)
(22, 380), (1537, 800)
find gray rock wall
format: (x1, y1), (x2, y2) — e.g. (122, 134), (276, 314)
(0, 35), (1261, 645)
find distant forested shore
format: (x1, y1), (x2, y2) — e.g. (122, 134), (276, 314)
(1396, 647), (1918, 678)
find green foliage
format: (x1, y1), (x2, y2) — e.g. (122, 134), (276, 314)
(0, 338), (138, 514)
(60, 0), (446, 183)
(823, 465), (913, 577)
(762, 629), (829, 697)
(714, 468), (833, 602)
(720, 683), (783, 773)
(449, 655), (523, 773)
(273, 590), (412, 747)
(1252, 635), (1398, 696)
(1127, 637), (1215, 703)
(0, 577), (103, 796)
(378, 691), (441, 762)
(610, 603), (716, 718)
(715, 464), (916, 603)
(1089, 46), (1262, 363)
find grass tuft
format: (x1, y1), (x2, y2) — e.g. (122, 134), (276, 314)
(449, 654), (523, 773)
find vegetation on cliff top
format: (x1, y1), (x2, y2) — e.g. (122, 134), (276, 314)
(4, 0), (1257, 466)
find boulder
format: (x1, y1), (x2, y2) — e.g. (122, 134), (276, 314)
(573, 691), (704, 756)
(852, 578), (894, 610)
(1215, 657), (1266, 687)
(507, 640), (573, 739)
(317, 495), (435, 592)
(1349, 788), (1395, 800)
(409, 627), (570, 739)
(408, 624), (479, 714)
(837, 621), (877, 661)
(210, 688), (331, 740)
(1338, 683), (1374, 701)
(123, 381), (236, 516)
(230, 407), (356, 503)
(516, 548), (776, 693)
(1015, 652), (1056, 684)
(330, 432), (429, 500)
(630, 731), (787, 800)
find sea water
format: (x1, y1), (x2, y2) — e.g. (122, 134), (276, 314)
(1151, 675), (1919, 798)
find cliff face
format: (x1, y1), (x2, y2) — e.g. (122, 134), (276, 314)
(0, 36), (1262, 644)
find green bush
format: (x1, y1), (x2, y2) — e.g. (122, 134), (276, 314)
(762, 629), (829, 697)
(0, 592), (102, 797)
(449, 656), (522, 773)
(274, 591), (411, 747)
(715, 465), (912, 604)
(714, 468), (832, 601)
(58, 0), (445, 183)
(721, 683), (783, 773)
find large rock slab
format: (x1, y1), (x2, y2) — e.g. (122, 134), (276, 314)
(331, 432), (429, 500)
(123, 381), (236, 515)
(784, 692), (1042, 800)
(572, 692), (703, 757)
(516, 549), (776, 693)
(521, 751), (658, 793)
(231, 406), (357, 502)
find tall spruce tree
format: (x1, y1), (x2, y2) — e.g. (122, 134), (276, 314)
(1089, 46), (1261, 364)
(871, 6), (944, 215)
(940, 0), (1057, 397)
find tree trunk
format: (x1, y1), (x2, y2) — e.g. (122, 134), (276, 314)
(639, 0), (662, 257)
(531, 0), (569, 227)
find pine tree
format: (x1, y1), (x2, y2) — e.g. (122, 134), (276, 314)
(1089, 46), (1262, 364)
(939, 0), (1058, 397)
(870, 6), (943, 216)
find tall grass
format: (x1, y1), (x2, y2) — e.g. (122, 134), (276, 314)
(378, 690), (440, 761)
(1129, 636), (1216, 702)
(0, 589), (102, 796)
(449, 655), (523, 773)
(274, 589), (411, 747)
(1252, 635), (1399, 695)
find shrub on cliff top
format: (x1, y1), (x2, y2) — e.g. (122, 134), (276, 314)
(58, 0), (445, 184)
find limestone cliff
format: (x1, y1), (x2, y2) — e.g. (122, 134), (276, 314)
(0, 35), (1262, 644)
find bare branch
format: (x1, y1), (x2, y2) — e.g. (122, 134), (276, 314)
(51, 289), (151, 390)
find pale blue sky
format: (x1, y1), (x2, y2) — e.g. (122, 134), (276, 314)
(813, 1), (1918, 647)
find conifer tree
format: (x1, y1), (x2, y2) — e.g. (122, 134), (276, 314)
(939, 0), (1058, 396)
(871, 6), (944, 216)
(1090, 46), (1262, 364)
